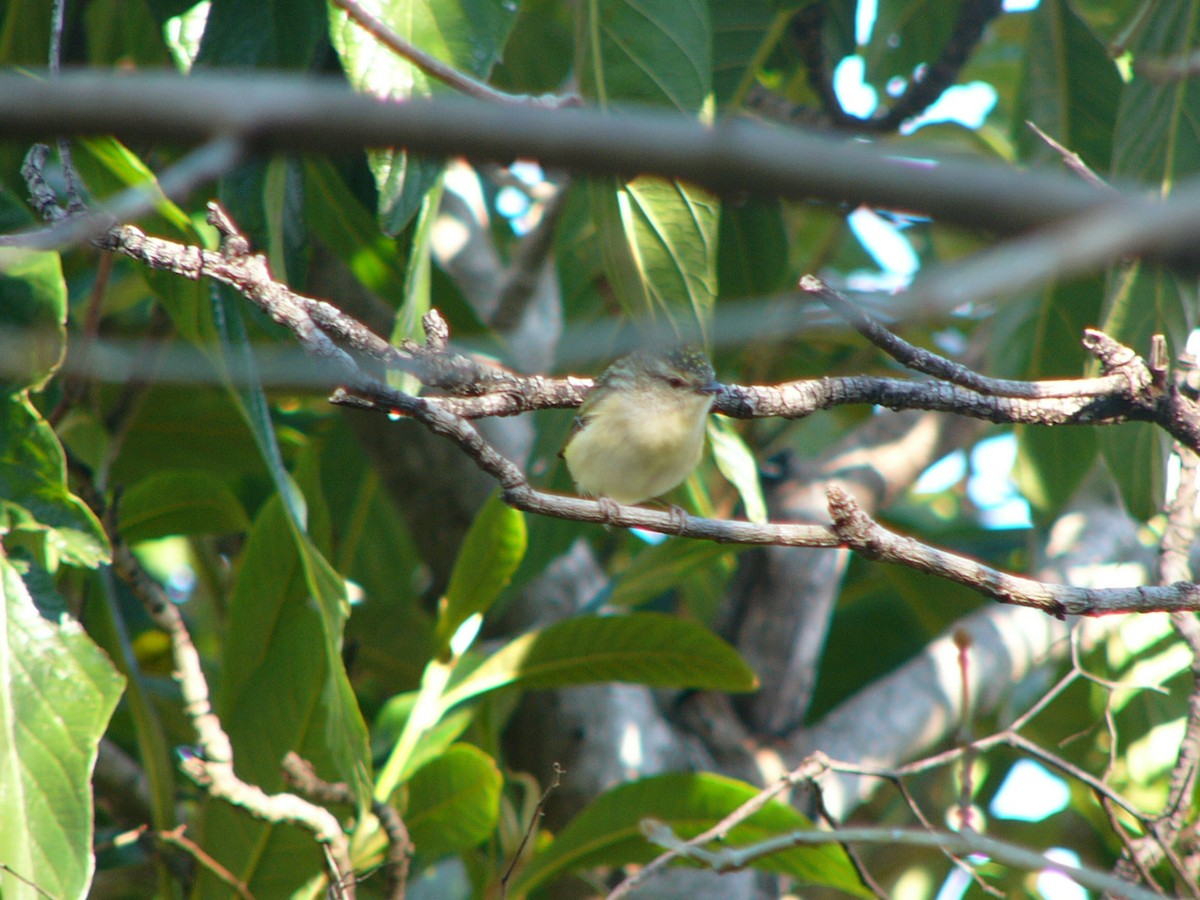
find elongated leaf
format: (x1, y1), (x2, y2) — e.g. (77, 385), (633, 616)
(435, 493), (526, 656)
(330, 0), (516, 232)
(0, 555), (125, 900)
(302, 157), (408, 308)
(717, 198), (790, 300)
(192, 495), (332, 898)
(707, 417), (767, 523)
(193, 456), (370, 897)
(1013, 276), (1103, 520)
(0, 396), (109, 570)
(390, 176), (444, 393)
(588, 175), (719, 333)
(576, 0), (718, 333)
(0, 248), (66, 394)
(711, 0), (780, 109)
(372, 692), (475, 781)
(621, 177), (720, 331)
(512, 772), (870, 896)
(441, 613), (757, 711)
(75, 136), (193, 235)
(578, 0), (711, 113)
(405, 744), (502, 859)
(1013, 0), (1119, 172)
(1099, 3), (1200, 520)
(118, 470), (250, 543)
(608, 540), (734, 609)
(196, 0), (326, 67)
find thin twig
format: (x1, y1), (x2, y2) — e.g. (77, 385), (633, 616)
(282, 752), (411, 900)
(638, 822), (1165, 900)
(500, 763), (563, 898)
(1025, 121), (1112, 191)
(3, 136), (245, 251)
(158, 826), (255, 900)
(2, 71), (1183, 249)
(800, 275), (1127, 399)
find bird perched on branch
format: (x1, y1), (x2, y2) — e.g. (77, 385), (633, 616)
(562, 347), (721, 506)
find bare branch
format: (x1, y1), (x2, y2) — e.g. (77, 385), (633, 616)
(1026, 121), (1112, 190)
(638, 821), (1164, 900)
(4, 71), (1193, 254)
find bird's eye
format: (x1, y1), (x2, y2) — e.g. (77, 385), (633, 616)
(666, 376), (686, 388)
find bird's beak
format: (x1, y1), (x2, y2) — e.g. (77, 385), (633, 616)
(698, 380), (722, 395)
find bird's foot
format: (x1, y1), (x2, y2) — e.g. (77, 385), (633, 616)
(597, 496), (621, 525)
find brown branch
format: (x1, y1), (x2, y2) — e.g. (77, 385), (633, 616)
(2, 71), (1183, 249)
(282, 753), (411, 900)
(637, 822), (1164, 900)
(75, 207), (1200, 617)
(789, 0), (1004, 134)
(801, 275), (1129, 398)
(158, 826), (255, 900)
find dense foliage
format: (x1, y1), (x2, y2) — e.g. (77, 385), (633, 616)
(2, 0), (1199, 898)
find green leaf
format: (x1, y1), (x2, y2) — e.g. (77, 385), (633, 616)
(711, 0), (781, 109)
(489, 0), (573, 95)
(330, 0), (516, 231)
(0, 396), (109, 569)
(717, 198), (790, 300)
(194, 466), (370, 896)
(1100, 2), (1199, 532)
(1012, 276), (1103, 520)
(864, 0), (964, 88)
(0, 554), (125, 900)
(1112, 2), (1200, 190)
(372, 692), (475, 780)
(1098, 263), (1192, 520)
(1013, 0), (1120, 173)
(435, 493), (527, 657)
(405, 744), (502, 859)
(192, 495), (334, 898)
(1068, 0), (1145, 48)
(196, 0), (326, 68)
(110, 386), (268, 483)
(608, 540), (735, 609)
(302, 157), (409, 308)
(1100, 422), (1168, 523)
(707, 417), (767, 524)
(390, 176), (445, 391)
(441, 612), (758, 710)
(118, 470), (250, 543)
(0, 248), (66, 394)
(75, 136), (193, 234)
(590, 176), (720, 335)
(578, 0), (711, 113)
(512, 772), (870, 896)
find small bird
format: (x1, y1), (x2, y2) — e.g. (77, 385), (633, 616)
(562, 347), (721, 506)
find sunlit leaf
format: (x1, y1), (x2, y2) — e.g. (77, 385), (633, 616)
(405, 744), (502, 859)
(0, 396), (109, 570)
(441, 613), (758, 711)
(435, 493), (526, 657)
(512, 772), (870, 896)
(0, 555), (124, 900)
